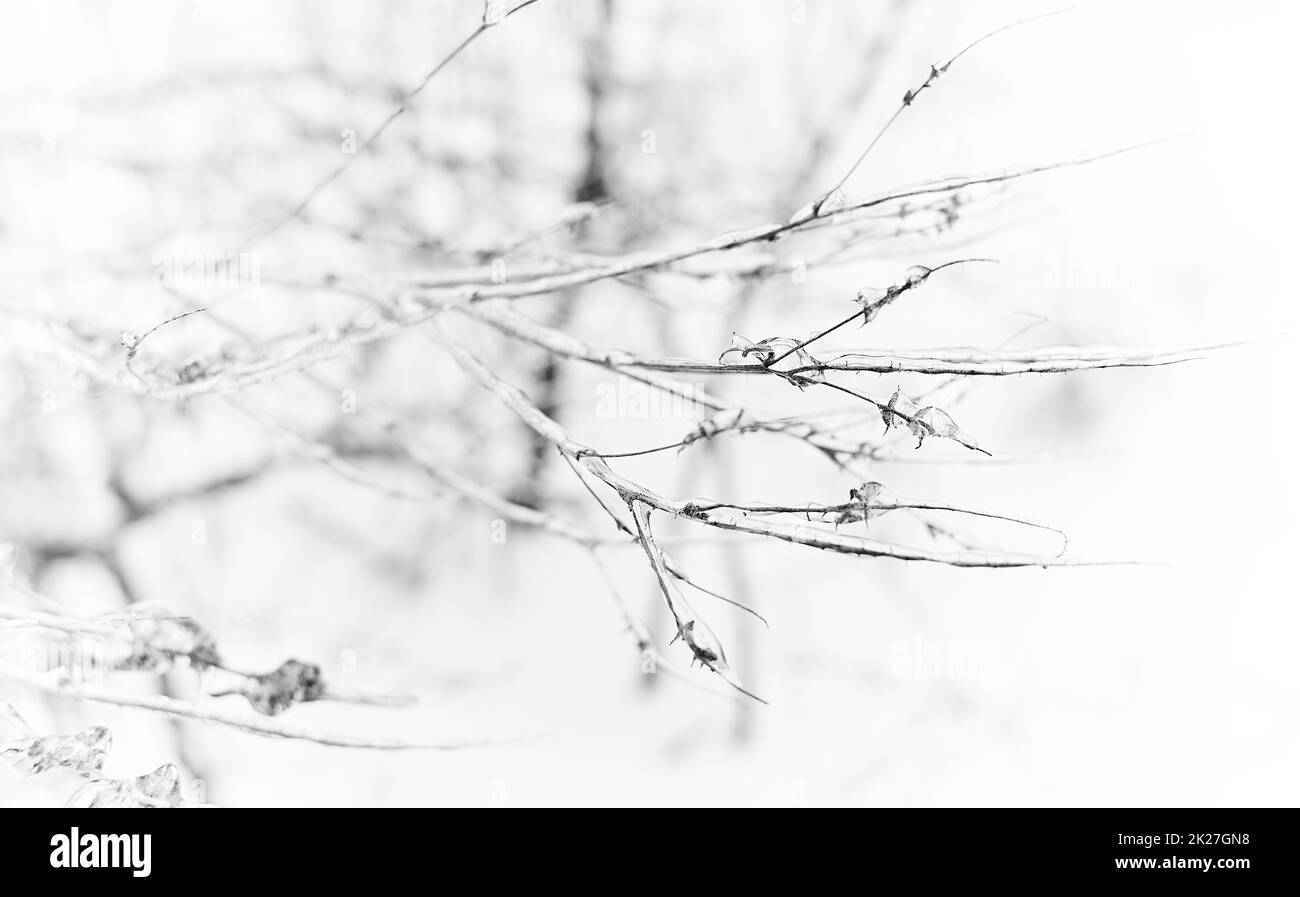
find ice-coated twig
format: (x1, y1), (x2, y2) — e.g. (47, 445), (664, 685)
(23, 681), (515, 751)
(427, 318), (1123, 568)
(116, 142), (1169, 399)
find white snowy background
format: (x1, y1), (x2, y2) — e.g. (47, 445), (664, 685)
(1, 0), (1297, 806)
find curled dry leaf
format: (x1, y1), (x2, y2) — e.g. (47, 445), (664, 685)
(878, 391), (981, 452)
(849, 481), (885, 506)
(719, 335), (821, 378)
(880, 387), (911, 433)
(830, 481), (901, 528)
(909, 406), (960, 448)
(719, 332), (774, 365)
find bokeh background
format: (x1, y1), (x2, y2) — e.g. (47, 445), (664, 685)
(2, 0), (1297, 806)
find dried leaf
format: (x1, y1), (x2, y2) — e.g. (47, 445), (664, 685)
(719, 332), (775, 365)
(832, 481), (901, 528)
(881, 388), (901, 433)
(672, 620), (728, 671)
(849, 481), (885, 505)
(909, 406), (963, 448)
(229, 659), (326, 716)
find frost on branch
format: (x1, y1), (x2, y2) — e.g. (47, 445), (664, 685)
(110, 614), (222, 673)
(2, 704), (207, 806)
(2, 725), (111, 776)
(70, 762), (189, 809)
(904, 264), (933, 286)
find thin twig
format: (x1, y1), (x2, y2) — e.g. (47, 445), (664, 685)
(243, 0), (546, 248)
(28, 683), (518, 751)
(809, 7), (1072, 215)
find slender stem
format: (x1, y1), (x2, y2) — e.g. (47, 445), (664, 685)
(810, 8), (1072, 215)
(765, 308), (865, 367)
(765, 258), (995, 368)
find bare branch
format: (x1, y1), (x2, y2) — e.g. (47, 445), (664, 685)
(243, 0), (547, 248)
(427, 318), (1112, 568)
(25, 682), (513, 751)
(807, 8), (1073, 216)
